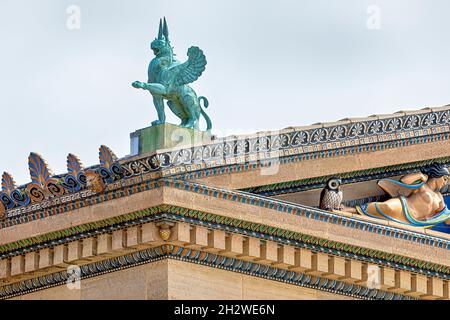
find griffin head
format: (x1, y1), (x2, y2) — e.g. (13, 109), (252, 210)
(150, 17), (173, 57)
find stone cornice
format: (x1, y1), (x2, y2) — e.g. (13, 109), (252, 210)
(0, 244), (417, 301)
(1, 202), (449, 278)
(2, 177), (450, 247)
(2, 218), (448, 299)
(2, 176), (450, 263)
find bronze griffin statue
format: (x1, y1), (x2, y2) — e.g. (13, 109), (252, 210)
(132, 18), (212, 131)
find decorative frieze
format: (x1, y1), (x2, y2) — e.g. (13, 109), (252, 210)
(1, 237), (437, 300)
(0, 221), (447, 299)
(2, 108), (450, 218)
(1, 205), (448, 281)
(243, 155), (450, 197)
(2, 178), (449, 270)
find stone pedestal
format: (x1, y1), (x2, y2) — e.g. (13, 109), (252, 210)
(130, 123), (212, 155)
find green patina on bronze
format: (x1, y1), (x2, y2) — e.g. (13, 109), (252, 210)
(132, 17), (211, 131)
(2, 204), (446, 275)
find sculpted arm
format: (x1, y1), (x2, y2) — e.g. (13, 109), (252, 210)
(378, 172), (428, 197)
(400, 172), (427, 185)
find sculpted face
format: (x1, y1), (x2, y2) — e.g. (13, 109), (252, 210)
(85, 171), (105, 194)
(431, 175), (449, 190)
(438, 175), (449, 189)
(150, 38), (170, 57)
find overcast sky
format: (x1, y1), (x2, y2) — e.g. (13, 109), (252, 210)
(0, 0), (450, 184)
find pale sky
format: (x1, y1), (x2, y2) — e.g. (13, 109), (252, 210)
(1, 0), (450, 184)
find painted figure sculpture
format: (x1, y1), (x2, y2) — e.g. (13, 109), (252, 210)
(355, 163), (450, 227)
(132, 18), (212, 131)
(319, 178), (343, 211)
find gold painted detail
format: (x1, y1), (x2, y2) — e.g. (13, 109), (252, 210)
(156, 221), (175, 241)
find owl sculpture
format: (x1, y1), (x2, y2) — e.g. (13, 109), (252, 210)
(319, 178), (343, 211)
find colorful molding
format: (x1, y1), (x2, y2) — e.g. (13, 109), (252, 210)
(1, 107), (450, 301)
(2, 173), (450, 257)
(63, 153), (85, 193)
(0, 245), (416, 300)
(1, 197), (449, 279)
(1, 107), (450, 216)
(0, 146), (122, 213)
(121, 127), (450, 179)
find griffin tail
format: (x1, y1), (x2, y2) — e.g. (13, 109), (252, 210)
(199, 96), (212, 131)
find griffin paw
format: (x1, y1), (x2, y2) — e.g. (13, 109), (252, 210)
(151, 120), (164, 126)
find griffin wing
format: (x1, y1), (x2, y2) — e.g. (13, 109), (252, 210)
(170, 46), (207, 86)
(377, 178), (425, 198)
